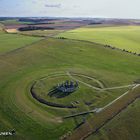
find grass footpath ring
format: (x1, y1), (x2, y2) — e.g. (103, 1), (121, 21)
(30, 71), (105, 109)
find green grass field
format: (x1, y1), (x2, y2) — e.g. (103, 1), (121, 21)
(0, 32), (42, 54)
(0, 32), (140, 140)
(57, 25), (140, 53)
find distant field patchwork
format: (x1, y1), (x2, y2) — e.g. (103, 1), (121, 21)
(57, 26), (140, 53)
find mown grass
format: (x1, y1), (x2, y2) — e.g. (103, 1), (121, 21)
(0, 37), (139, 140)
(57, 25), (140, 53)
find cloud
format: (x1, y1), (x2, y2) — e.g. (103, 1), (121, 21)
(45, 4), (61, 8)
(32, 0), (37, 4)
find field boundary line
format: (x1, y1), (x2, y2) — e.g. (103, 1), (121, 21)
(0, 38), (45, 57)
(56, 37), (140, 57)
(68, 72), (104, 88)
(67, 71), (135, 91)
(101, 84), (135, 91)
(67, 72), (101, 90)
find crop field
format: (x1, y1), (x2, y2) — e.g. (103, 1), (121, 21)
(0, 28), (140, 140)
(57, 25), (140, 53)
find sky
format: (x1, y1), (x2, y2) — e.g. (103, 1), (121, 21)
(0, 0), (140, 19)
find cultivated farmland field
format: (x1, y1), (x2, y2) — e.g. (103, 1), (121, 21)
(57, 25), (140, 53)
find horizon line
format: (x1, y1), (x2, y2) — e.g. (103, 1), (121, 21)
(0, 16), (140, 20)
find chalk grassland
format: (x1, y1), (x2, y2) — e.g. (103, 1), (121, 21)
(0, 36), (140, 140)
(0, 32), (42, 54)
(57, 26), (140, 53)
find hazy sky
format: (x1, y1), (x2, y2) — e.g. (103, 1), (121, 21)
(0, 0), (140, 18)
